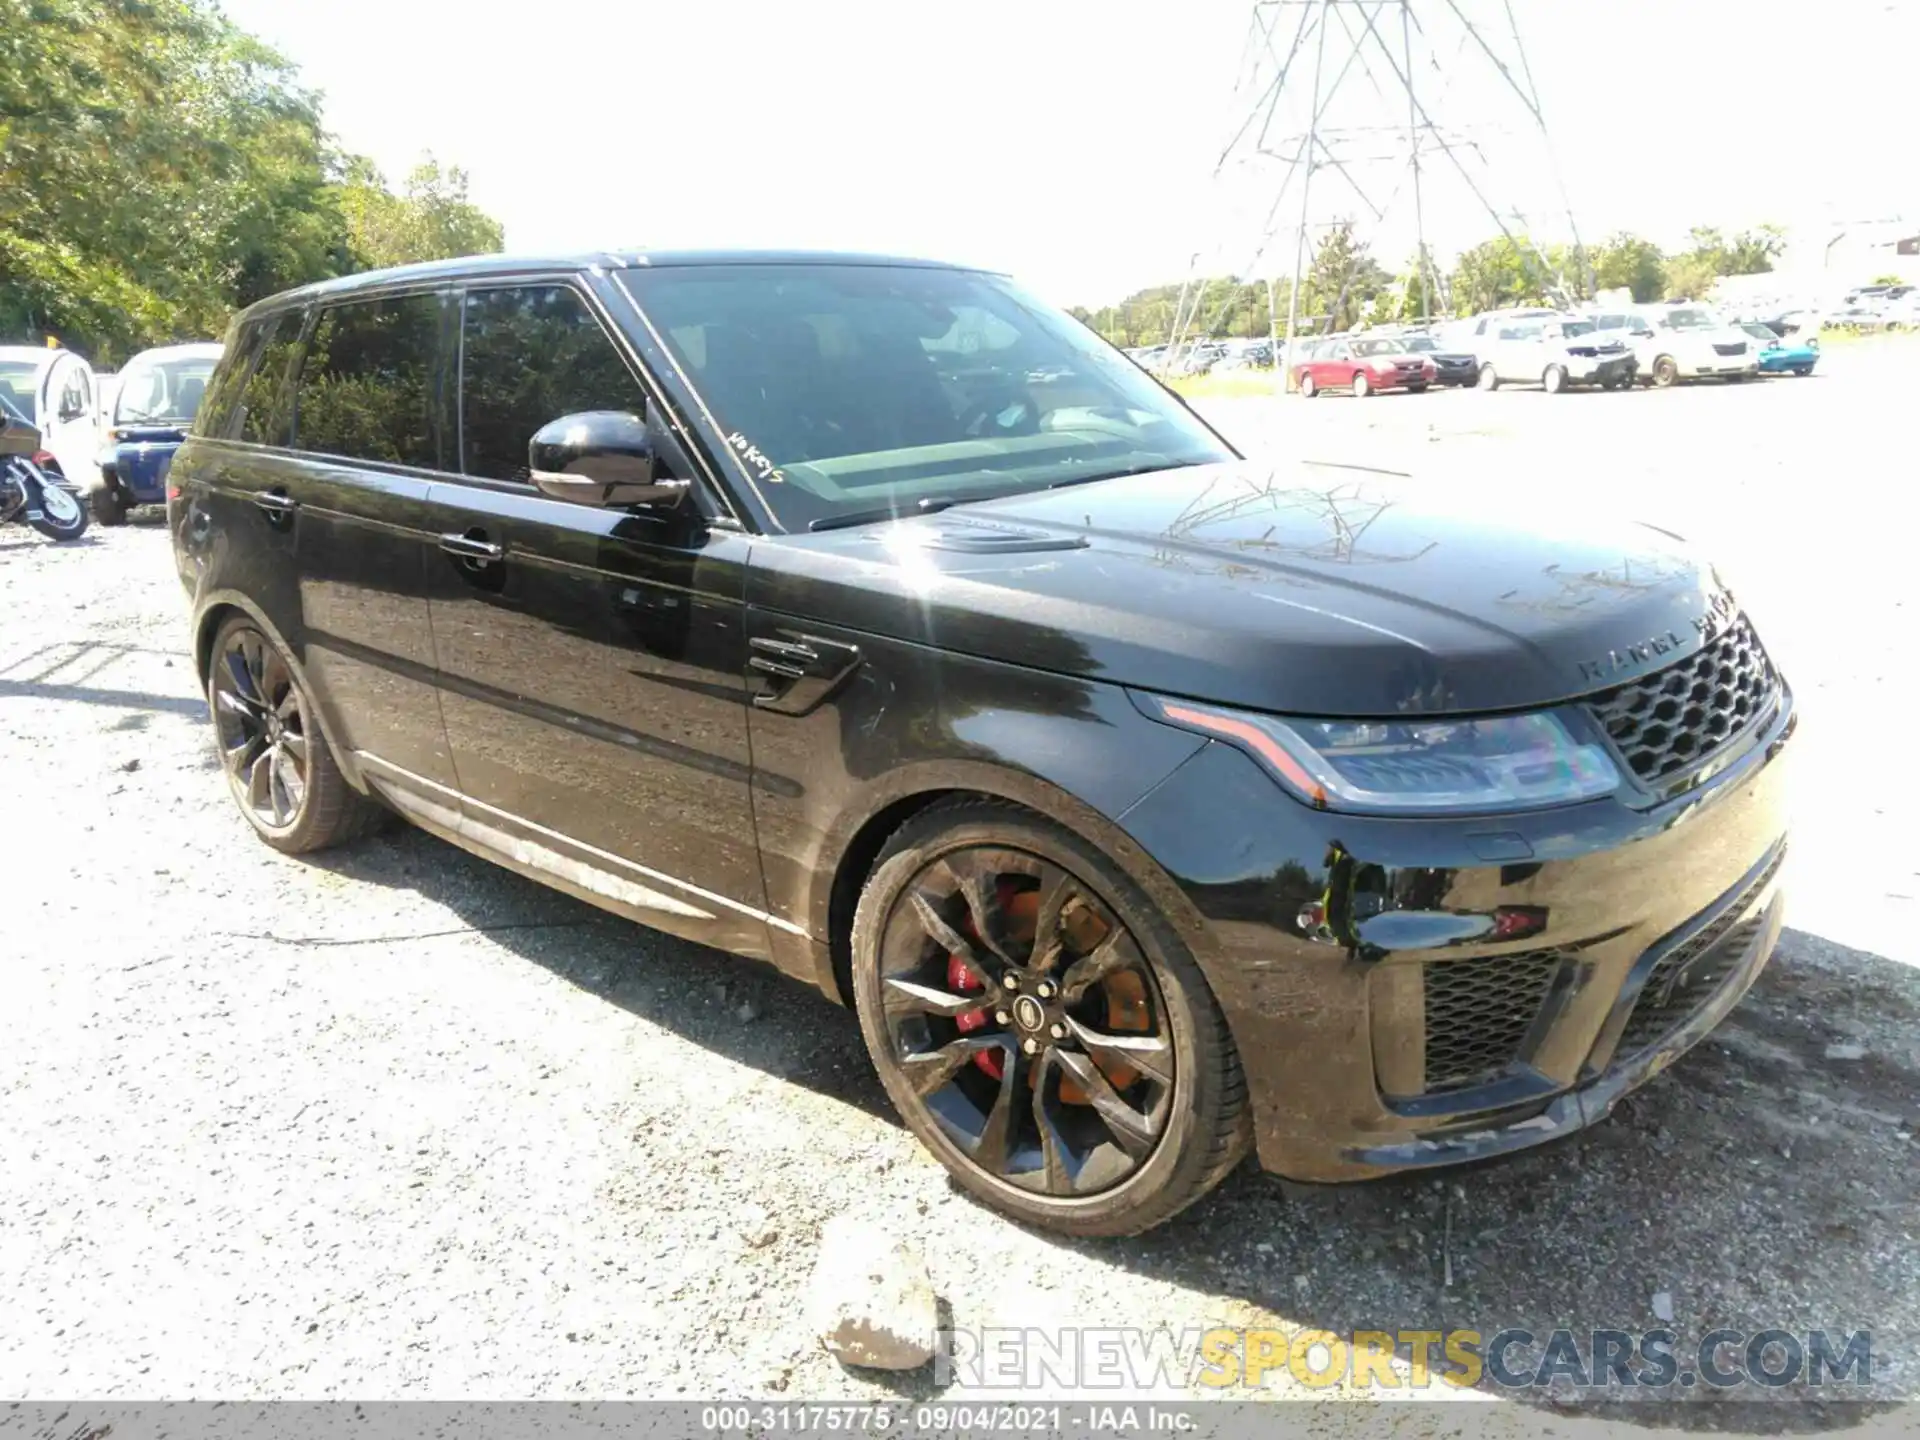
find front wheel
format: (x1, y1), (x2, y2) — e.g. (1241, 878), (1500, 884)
(1793, 365), (1814, 376)
(1406, 382), (1429, 393)
(1352, 370), (1371, 398)
(27, 478), (89, 540)
(1650, 355), (1680, 388)
(1476, 363), (1500, 391)
(90, 482), (129, 526)
(850, 799), (1250, 1236)
(1542, 364), (1568, 394)
(1299, 372), (1317, 398)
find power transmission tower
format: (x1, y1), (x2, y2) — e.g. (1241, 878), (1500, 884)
(1165, 0), (1589, 392)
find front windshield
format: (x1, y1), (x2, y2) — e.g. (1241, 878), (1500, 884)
(1558, 320), (1596, 337)
(1401, 336), (1438, 352)
(0, 361), (40, 415)
(1741, 323), (1779, 343)
(618, 263), (1234, 530)
(1662, 308), (1719, 331)
(1351, 338), (1405, 357)
(115, 355), (217, 425)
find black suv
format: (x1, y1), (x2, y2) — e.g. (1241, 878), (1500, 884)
(171, 251), (1794, 1236)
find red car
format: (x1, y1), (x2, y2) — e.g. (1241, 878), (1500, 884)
(1292, 336), (1437, 397)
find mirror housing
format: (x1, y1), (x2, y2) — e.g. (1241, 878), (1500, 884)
(529, 410), (689, 508)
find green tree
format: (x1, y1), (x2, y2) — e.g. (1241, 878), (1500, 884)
(1297, 221), (1389, 333)
(0, 0), (502, 364)
(339, 156), (504, 270)
(1591, 232), (1668, 303)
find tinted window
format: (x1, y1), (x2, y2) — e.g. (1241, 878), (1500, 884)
(197, 323), (267, 438)
(293, 294), (443, 467)
(460, 286), (644, 484)
(235, 316), (303, 445)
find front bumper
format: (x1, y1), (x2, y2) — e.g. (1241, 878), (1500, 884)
(1119, 687), (1795, 1183)
(1563, 352), (1637, 383)
(1759, 350), (1816, 372)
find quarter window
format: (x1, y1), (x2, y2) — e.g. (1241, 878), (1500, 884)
(293, 294), (444, 468)
(234, 316), (301, 446)
(459, 286), (644, 484)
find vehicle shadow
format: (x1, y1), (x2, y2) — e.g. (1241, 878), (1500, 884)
(311, 824), (1917, 1427)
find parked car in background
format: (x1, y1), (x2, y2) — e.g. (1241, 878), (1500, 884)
(1441, 308), (1562, 361)
(1590, 305), (1758, 387)
(169, 247), (1796, 1235)
(1739, 322), (1817, 376)
(1475, 316), (1637, 392)
(1293, 335), (1435, 397)
(0, 344), (101, 491)
(1822, 304), (1888, 333)
(1395, 331), (1477, 386)
(91, 342), (223, 525)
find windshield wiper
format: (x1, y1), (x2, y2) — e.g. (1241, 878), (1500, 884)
(1047, 459), (1193, 489)
(808, 496), (966, 532)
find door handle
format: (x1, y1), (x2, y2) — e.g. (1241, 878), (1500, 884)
(253, 488), (297, 516)
(439, 530), (504, 564)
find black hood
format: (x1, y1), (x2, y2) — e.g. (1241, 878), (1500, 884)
(747, 460), (1737, 717)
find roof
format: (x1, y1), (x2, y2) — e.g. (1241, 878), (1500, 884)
(240, 248), (984, 321)
(0, 345), (61, 368)
(122, 341), (224, 365)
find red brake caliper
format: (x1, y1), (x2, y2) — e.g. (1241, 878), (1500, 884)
(947, 952), (1003, 1080)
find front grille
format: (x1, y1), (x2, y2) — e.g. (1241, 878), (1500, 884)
(1585, 613), (1780, 783)
(1422, 949), (1564, 1093)
(1713, 341), (1748, 356)
(1615, 851), (1784, 1057)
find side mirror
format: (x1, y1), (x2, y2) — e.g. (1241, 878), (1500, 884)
(528, 410), (689, 509)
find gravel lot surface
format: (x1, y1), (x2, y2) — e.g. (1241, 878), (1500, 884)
(2, 342), (1915, 1426)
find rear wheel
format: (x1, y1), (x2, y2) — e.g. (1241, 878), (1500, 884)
(1476, 363), (1500, 391)
(1542, 364), (1568, 394)
(850, 799), (1250, 1236)
(207, 616), (384, 855)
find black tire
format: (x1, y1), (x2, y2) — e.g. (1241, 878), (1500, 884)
(1650, 355), (1679, 388)
(27, 478), (88, 540)
(1351, 370), (1371, 398)
(1542, 364), (1568, 394)
(1299, 372), (1316, 398)
(850, 797), (1251, 1237)
(1406, 382), (1429, 393)
(1793, 365), (1814, 376)
(90, 482), (129, 526)
(1476, 363), (1499, 391)
(206, 614), (384, 855)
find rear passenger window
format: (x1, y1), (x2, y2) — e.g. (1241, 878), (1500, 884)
(293, 294), (443, 468)
(460, 286), (644, 484)
(237, 316), (302, 446)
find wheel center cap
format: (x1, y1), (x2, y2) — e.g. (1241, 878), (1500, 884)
(1012, 994), (1046, 1031)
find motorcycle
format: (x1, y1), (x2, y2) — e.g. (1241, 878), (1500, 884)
(1, 397), (89, 541)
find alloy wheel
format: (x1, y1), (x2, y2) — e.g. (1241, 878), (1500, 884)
(874, 846), (1175, 1197)
(211, 626), (310, 832)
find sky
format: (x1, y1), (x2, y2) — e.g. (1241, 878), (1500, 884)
(218, 0), (1916, 308)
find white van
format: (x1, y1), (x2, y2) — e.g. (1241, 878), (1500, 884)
(0, 345), (102, 488)
(1586, 306), (1759, 387)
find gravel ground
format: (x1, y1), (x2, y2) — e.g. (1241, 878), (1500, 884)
(1, 343), (1915, 1425)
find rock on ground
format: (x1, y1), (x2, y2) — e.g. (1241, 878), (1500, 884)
(807, 1216), (938, 1370)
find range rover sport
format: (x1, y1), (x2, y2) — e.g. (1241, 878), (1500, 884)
(170, 251), (1794, 1236)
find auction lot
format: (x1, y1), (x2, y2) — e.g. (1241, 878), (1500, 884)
(2, 342), (1915, 1415)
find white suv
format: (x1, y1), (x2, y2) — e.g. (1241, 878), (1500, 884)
(1474, 316), (1638, 393)
(1588, 305), (1759, 387)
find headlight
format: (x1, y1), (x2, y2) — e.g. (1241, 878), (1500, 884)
(1135, 695), (1621, 815)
